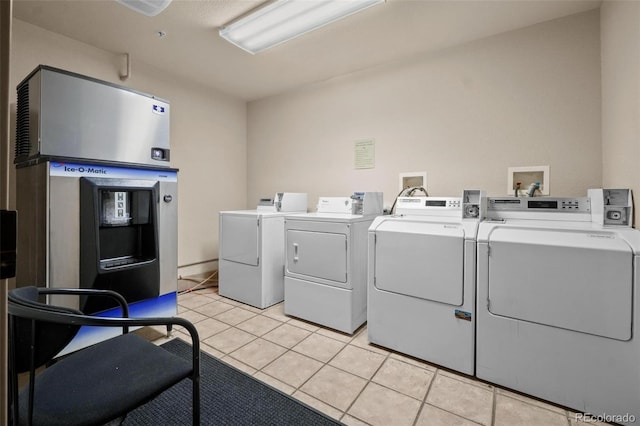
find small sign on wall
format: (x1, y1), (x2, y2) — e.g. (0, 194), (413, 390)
(354, 139), (375, 169)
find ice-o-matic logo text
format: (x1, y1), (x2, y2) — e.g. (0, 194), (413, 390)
(64, 165), (107, 174)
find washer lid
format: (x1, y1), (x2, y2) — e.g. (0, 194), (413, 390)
(486, 227), (633, 341)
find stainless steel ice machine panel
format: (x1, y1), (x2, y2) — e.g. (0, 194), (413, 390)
(15, 65), (170, 167)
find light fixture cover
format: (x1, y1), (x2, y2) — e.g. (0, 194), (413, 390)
(220, 0), (384, 54)
(115, 0), (172, 17)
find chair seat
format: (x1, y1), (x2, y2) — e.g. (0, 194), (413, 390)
(18, 333), (193, 426)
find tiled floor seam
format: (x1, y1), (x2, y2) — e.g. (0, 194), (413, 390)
(337, 350), (392, 426)
(410, 365), (440, 426)
(490, 385), (497, 426)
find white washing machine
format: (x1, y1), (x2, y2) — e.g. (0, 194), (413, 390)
(367, 190), (485, 375)
(284, 192), (383, 334)
(476, 189), (640, 424)
(219, 193), (307, 309)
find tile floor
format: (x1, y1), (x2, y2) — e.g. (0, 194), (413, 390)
(148, 285), (612, 426)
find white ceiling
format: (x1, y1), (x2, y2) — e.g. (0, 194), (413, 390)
(13, 0), (601, 101)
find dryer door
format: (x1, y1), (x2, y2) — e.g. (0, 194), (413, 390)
(220, 214), (259, 266)
(285, 221), (349, 287)
(373, 220), (465, 305)
(487, 227), (633, 341)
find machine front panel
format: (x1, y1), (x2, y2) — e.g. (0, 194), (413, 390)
(487, 227), (633, 340)
(373, 221), (465, 306)
(286, 230), (348, 286)
(220, 214), (259, 266)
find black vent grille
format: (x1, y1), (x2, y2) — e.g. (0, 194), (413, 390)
(15, 83), (31, 161)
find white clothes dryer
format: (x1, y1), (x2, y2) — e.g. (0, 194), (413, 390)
(219, 193), (307, 309)
(284, 192), (383, 334)
(476, 189), (640, 424)
(367, 190), (485, 375)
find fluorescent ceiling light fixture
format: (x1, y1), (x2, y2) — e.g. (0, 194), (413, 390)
(115, 0), (172, 16)
(219, 0), (384, 54)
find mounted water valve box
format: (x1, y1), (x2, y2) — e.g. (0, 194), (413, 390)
(589, 188), (633, 227)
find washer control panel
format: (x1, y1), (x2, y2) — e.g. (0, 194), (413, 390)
(488, 197), (591, 213)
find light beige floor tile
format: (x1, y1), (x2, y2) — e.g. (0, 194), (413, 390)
(494, 394), (569, 426)
(218, 297), (242, 306)
(177, 309), (207, 324)
(293, 333), (346, 363)
(293, 391), (344, 421)
(134, 325), (167, 341)
(214, 306), (257, 325)
(238, 303), (265, 313)
(229, 338), (287, 370)
(438, 368), (494, 391)
(177, 293), (211, 310)
(316, 327), (354, 343)
(372, 357), (434, 400)
(350, 328), (390, 356)
(202, 327), (256, 354)
(496, 388), (566, 415)
(426, 374), (494, 425)
(389, 352), (437, 372)
(348, 382), (421, 426)
(253, 372), (295, 395)
(236, 315), (283, 336)
(220, 356), (257, 376)
(416, 404), (482, 426)
(329, 345), (387, 379)
(341, 414), (371, 426)
(200, 342), (225, 359)
(262, 350), (323, 388)
(172, 328), (191, 344)
(300, 365), (367, 411)
(287, 317), (321, 332)
(192, 317), (231, 340)
(263, 323), (312, 348)
(262, 303), (291, 322)
(192, 300), (235, 317)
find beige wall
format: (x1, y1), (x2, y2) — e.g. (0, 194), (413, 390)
(8, 19), (247, 276)
(601, 0), (640, 226)
(247, 10), (602, 209)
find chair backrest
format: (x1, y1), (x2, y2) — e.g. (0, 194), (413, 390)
(8, 286), (83, 372)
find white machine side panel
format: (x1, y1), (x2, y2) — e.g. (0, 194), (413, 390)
(373, 221), (464, 306)
(286, 230), (348, 285)
(487, 227), (633, 340)
(220, 214), (259, 266)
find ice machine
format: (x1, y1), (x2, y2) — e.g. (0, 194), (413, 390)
(14, 66), (178, 354)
